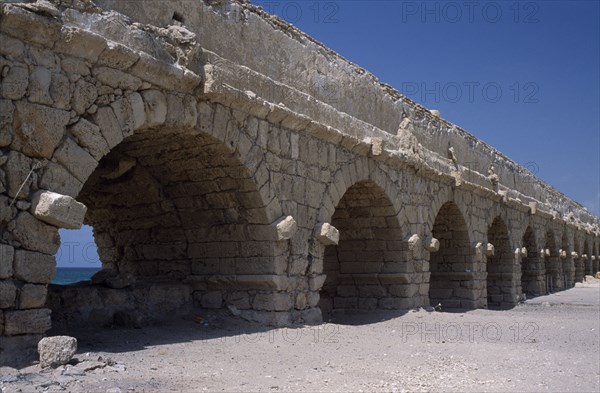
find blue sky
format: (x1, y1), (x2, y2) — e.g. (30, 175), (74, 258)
(56, 0), (599, 267)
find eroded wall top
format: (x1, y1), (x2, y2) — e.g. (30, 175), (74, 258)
(5, 0), (599, 230)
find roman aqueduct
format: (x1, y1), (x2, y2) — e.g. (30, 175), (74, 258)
(0, 0), (598, 365)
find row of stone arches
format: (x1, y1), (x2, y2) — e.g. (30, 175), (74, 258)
(56, 107), (600, 321)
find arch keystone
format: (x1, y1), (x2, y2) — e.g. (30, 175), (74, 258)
(316, 222), (339, 246)
(275, 216), (297, 240)
(30, 190), (87, 229)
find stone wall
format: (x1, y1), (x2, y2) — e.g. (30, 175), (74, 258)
(0, 0), (599, 366)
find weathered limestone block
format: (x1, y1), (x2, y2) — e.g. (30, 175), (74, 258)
(97, 41), (140, 70)
(28, 66), (53, 105)
(50, 72), (71, 110)
(521, 247), (528, 257)
(69, 118), (110, 161)
(39, 161), (83, 198)
(54, 137), (98, 183)
(0, 281), (17, 308)
(165, 93), (197, 128)
(0, 244), (14, 279)
(55, 26), (107, 62)
(38, 336), (78, 368)
(4, 309), (52, 335)
(30, 190), (87, 229)
(317, 222), (339, 245)
(11, 213), (60, 255)
(1, 64), (28, 100)
(252, 293), (293, 311)
(571, 251), (579, 259)
(12, 101), (70, 158)
(13, 250), (56, 284)
(71, 79), (98, 115)
(0, 4), (60, 48)
(61, 57), (90, 76)
(0, 33), (25, 58)
(92, 66), (142, 90)
(92, 106), (123, 149)
(560, 249), (567, 259)
(276, 216), (297, 240)
(110, 92), (145, 136)
(18, 284), (47, 309)
(141, 90), (167, 127)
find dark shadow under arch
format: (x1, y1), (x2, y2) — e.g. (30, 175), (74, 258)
(429, 202), (477, 309)
(486, 217), (516, 309)
(319, 180), (409, 317)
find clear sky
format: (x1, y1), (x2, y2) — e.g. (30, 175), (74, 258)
(56, 0), (599, 268)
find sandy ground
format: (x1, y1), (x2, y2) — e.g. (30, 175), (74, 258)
(2, 286), (599, 393)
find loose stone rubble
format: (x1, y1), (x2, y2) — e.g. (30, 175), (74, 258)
(38, 335), (77, 368)
(0, 0), (599, 366)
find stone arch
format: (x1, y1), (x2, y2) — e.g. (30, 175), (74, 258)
(560, 231), (573, 289)
(428, 201), (478, 309)
(543, 229), (561, 292)
(40, 95), (290, 328)
(318, 158), (405, 226)
(318, 178), (412, 316)
(521, 226), (543, 297)
(485, 216), (517, 308)
(426, 187), (468, 235)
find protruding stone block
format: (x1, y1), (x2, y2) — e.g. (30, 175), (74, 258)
(276, 216), (297, 240)
(425, 236), (440, 252)
(582, 254), (588, 260)
(371, 137), (383, 156)
(38, 336), (78, 368)
(317, 222), (339, 245)
(559, 249), (567, 259)
(529, 202), (537, 214)
(475, 242), (484, 261)
(520, 247), (528, 257)
(407, 234), (422, 258)
(571, 251), (579, 259)
(4, 309), (52, 335)
(0, 244), (14, 279)
(544, 248), (551, 257)
(486, 243), (495, 257)
(30, 191), (87, 229)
